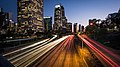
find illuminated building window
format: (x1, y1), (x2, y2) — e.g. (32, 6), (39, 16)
(18, 0), (44, 33)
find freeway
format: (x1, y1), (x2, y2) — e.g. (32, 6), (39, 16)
(32, 35), (96, 67)
(3, 35), (57, 57)
(3, 35), (68, 67)
(3, 35), (105, 67)
(78, 34), (120, 67)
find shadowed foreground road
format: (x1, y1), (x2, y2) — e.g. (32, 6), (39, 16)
(33, 35), (95, 67)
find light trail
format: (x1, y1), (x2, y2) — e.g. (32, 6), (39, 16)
(37, 35), (76, 67)
(82, 35), (120, 61)
(78, 35), (120, 67)
(83, 39), (114, 67)
(16, 35), (68, 67)
(3, 39), (49, 56)
(3, 35), (96, 67)
(25, 35), (69, 67)
(3, 35), (57, 60)
(36, 35), (94, 67)
(37, 36), (70, 67)
(62, 35), (74, 67)
(48, 36), (72, 67)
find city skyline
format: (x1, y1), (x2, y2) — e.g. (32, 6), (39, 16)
(0, 0), (120, 26)
(0, 0), (120, 66)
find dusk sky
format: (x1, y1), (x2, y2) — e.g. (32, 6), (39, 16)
(0, 0), (120, 26)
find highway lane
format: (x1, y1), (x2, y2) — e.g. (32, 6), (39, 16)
(21, 35), (68, 67)
(82, 34), (120, 57)
(81, 34), (120, 66)
(3, 35), (57, 59)
(3, 35), (68, 67)
(3, 35), (102, 67)
(35, 35), (95, 67)
(78, 34), (120, 67)
(3, 39), (49, 57)
(29, 35), (71, 66)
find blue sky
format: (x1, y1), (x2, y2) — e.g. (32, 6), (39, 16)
(44, 0), (120, 26)
(0, 0), (120, 26)
(0, 0), (17, 22)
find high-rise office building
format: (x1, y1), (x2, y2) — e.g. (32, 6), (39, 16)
(79, 24), (81, 32)
(81, 25), (84, 32)
(0, 8), (13, 30)
(17, 0), (44, 35)
(54, 4), (66, 33)
(66, 22), (72, 33)
(0, 8), (15, 35)
(0, 8), (8, 30)
(74, 23), (78, 33)
(44, 16), (52, 33)
(0, 8), (3, 12)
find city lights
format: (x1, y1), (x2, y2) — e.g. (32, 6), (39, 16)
(0, 0), (120, 67)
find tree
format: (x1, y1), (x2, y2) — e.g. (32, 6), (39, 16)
(86, 25), (97, 37)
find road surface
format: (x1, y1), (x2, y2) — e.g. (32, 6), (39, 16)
(3, 35), (104, 67)
(78, 34), (120, 67)
(33, 35), (96, 67)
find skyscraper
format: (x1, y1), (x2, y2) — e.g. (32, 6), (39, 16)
(79, 24), (81, 32)
(44, 16), (52, 33)
(54, 4), (66, 33)
(74, 23), (78, 33)
(0, 8), (15, 37)
(66, 22), (72, 33)
(0, 8), (13, 30)
(17, 0), (44, 35)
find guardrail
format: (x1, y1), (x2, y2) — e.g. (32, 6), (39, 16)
(0, 38), (37, 49)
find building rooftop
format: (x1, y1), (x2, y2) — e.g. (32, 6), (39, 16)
(55, 4), (61, 8)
